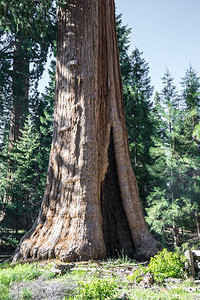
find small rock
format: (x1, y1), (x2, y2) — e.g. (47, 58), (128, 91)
(119, 293), (129, 300)
(186, 287), (199, 292)
(50, 263), (74, 275)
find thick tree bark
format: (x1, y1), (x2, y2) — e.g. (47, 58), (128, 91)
(12, 0), (161, 262)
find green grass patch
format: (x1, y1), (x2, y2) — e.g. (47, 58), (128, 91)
(0, 283), (10, 300)
(20, 287), (33, 300)
(0, 263), (42, 287)
(0, 252), (196, 300)
(126, 285), (198, 300)
(66, 278), (117, 299)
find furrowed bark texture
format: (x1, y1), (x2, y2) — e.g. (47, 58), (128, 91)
(13, 0), (161, 262)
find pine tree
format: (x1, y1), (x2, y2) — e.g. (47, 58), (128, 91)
(116, 14), (132, 89)
(0, 60), (55, 236)
(180, 66), (200, 237)
(0, 116), (41, 233)
(146, 70), (182, 247)
(0, 0), (56, 232)
(147, 68), (200, 247)
(124, 48), (154, 207)
(0, 0), (56, 149)
(116, 15), (155, 207)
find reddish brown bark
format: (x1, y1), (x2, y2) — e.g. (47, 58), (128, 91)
(12, 0), (161, 263)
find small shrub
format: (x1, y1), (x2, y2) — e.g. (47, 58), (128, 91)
(76, 278), (117, 299)
(1, 234), (19, 247)
(128, 249), (186, 284)
(147, 249), (186, 280)
(127, 267), (145, 284)
(20, 288), (33, 300)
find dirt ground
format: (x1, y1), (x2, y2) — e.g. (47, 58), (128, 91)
(10, 276), (77, 300)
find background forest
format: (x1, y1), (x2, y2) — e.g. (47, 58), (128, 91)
(0, 1), (200, 254)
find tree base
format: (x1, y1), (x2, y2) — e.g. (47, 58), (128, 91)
(12, 227), (161, 263)
(134, 238), (162, 261)
(12, 237), (106, 263)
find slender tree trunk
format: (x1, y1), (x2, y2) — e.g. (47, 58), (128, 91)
(12, 0), (161, 263)
(8, 42), (29, 151)
(194, 210), (200, 238)
(172, 224), (179, 247)
(3, 42), (29, 216)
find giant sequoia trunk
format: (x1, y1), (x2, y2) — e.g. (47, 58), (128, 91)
(13, 0), (161, 262)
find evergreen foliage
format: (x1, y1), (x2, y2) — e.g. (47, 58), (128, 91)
(0, 116), (41, 232)
(0, 58), (55, 234)
(0, 0), (56, 147)
(117, 15), (155, 207)
(125, 48), (154, 206)
(146, 68), (200, 247)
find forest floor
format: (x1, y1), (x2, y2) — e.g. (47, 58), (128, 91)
(0, 259), (200, 300)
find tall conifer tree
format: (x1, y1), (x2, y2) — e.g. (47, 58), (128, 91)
(0, 0), (56, 149)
